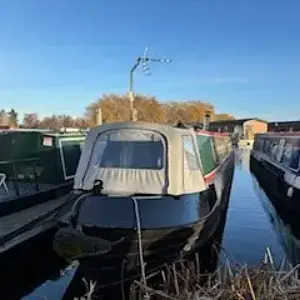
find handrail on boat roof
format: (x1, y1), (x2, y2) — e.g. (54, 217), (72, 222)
(0, 157), (39, 165)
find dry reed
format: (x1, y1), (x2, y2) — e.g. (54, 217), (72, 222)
(129, 247), (300, 300)
(79, 248), (300, 300)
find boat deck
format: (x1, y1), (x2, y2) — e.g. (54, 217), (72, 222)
(0, 181), (54, 203)
(0, 195), (69, 253)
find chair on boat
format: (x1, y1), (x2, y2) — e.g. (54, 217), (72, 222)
(0, 173), (9, 194)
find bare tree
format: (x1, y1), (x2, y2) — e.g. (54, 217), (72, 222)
(23, 113), (40, 128)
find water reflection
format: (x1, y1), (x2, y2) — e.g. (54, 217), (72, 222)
(251, 164), (300, 266)
(221, 149), (285, 264)
(234, 147), (250, 170)
(0, 229), (71, 300)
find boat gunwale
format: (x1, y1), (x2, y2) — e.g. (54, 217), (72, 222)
(257, 131), (300, 137)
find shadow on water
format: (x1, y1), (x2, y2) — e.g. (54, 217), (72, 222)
(0, 228), (74, 300)
(251, 160), (300, 267)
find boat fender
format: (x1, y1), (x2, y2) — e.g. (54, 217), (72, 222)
(53, 227), (126, 261)
(287, 186), (294, 198)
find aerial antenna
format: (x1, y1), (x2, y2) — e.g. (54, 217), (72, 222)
(141, 45), (151, 76)
(129, 45), (171, 121)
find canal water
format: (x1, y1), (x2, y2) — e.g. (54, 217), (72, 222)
(1, 149), (296, 299)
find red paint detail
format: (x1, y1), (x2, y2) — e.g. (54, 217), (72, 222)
(204, 167), (218, 183)
(195, 130), (229, 137)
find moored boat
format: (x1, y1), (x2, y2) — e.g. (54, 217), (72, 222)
(0, 129), (86, 252)
(250, 132), (300, 213)
(53, 122), (234, 287)
(252, 168), (300, 267)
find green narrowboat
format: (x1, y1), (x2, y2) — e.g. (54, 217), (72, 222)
(195, 129), (233, 185)
(0, 129), (86, 217)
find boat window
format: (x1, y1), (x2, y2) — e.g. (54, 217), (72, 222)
(253, 138), (259, 150)
(60, 138), (85, 178)
(182, 135), (200, 170)
(214, 137), (227, 161)
(270, 142), (278, 161)
(263, 140), (270, 155)
(289, 147), (300, 170)
(95, 129), (164, 170)
(276, 139), (285, 162)
(281, 143), (293, 167)
(196, 135), (216, 174)
(259, 139), (265, 151)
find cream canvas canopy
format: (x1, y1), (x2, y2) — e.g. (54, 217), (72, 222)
(73, 122), (207, 196)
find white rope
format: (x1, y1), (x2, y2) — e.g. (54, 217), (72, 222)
(67, 192), (92, 231)
(132, 196), (150, 300)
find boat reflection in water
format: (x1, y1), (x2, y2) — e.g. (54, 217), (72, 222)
(251, 165), (300, 266)
(0, 229), (70, 300)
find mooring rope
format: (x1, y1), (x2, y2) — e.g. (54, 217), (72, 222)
(131, 196), (150, 300)
(68, 192), (92, 228)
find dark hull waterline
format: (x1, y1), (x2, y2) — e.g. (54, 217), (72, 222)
(250, 155), (300, 214)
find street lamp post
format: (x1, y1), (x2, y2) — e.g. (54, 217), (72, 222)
(129, 47), (171, 122)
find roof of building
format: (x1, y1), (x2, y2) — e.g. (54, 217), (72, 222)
(209, 118), (268, 126)
(268, 120), (300, 126)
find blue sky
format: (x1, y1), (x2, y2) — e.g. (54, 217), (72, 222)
(0, 0), (299, 121)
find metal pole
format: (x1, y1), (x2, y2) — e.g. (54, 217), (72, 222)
(203, 111), (211, 130)
(129, 58), (141, 122)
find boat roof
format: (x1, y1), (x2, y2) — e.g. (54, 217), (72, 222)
(256, 131), (300, 138)
(74, 122), (207, 196)
(0, 128), (86, 137)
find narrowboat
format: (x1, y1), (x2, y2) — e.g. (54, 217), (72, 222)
(0, 129), (86, 252)
(250, 132), (300, 213)
(252, 168), (300, 266)
(53, 122), (234, 288)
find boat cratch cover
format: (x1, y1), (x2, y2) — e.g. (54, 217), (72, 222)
(74, 122), (207, 196)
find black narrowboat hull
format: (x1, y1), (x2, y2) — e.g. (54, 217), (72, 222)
(250, 154), (300, 214)
(54, 154), (234, 288)
(252, 173), (300, 267)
